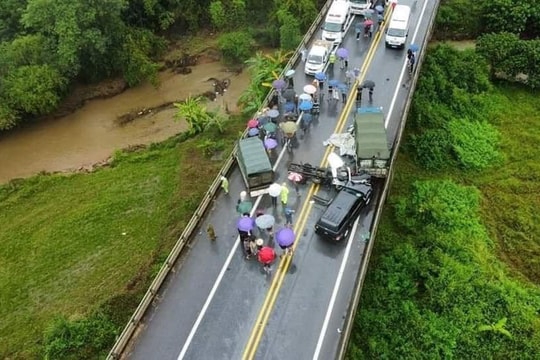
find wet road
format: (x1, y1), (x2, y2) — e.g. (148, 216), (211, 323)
(125, 1), (438, 359)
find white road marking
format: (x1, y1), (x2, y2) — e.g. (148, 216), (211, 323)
(386, 0), (430, 128)
(312, 216), (359, 360)
(314, 1), (431, 358)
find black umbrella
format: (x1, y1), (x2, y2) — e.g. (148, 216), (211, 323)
(283, 88), (296, 102)
(362, 80), (375, 89)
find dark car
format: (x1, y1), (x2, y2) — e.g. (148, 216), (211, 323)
(314, 182), (372, 241)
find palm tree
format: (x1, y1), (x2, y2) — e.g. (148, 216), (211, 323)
(478, 317), (512, 338)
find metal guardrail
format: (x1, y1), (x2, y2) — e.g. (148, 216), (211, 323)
(107, 1), (333, 358)
(335, 0), (442, 358)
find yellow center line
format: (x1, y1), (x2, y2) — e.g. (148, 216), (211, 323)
(243, 9), (393, 359)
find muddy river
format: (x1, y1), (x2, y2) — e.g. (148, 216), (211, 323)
(0, 62), (250, 184)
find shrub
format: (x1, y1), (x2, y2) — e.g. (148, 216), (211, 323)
(217, 31), (255, 64)
(408, 128), (453, 171)
(43, 312), (117, 359)
(448, 118), (503, 170)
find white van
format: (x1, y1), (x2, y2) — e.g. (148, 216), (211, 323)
(350, 0), (372, 15)
(385, 4), (411, 49)
(321, 1), (352, 44)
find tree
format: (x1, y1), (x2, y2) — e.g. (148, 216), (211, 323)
(21, 0), (127, 80)
(218, 31), (255, 64)
(478, 317), (513, 339)
(276, 9), (301, 50)
(2, 65), (67, 116)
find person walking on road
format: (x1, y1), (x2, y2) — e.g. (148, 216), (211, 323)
(280, 183), (289, 207)
(356, 86), (363, 106)
(220, 176), (229, 194)
(355, 22), (362, 40)
(368, 87), (374, 103)
(328, 53), (336, 72)
(284, 207), (295, 226)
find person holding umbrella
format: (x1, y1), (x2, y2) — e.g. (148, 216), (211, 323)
(276, 227), (295, 257)
(257, 245), (276, 275)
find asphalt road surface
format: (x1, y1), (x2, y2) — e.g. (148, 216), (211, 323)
(125, 1), (438, 359)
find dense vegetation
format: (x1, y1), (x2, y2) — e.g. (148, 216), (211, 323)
(0, 0), (322, 131)
(347, 0), (540, 356)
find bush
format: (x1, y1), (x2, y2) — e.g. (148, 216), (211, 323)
(217, 31), (255, 64)
(434, 0), (482, 40)
(408, 129), (453, 171)
(43, 312), (118, 359)
(448, 118), (503, 170)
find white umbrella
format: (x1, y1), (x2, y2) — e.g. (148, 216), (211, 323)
(299, 93), (312, 101)
(303, 84), (317, 94)
(268, 183), (282, 197)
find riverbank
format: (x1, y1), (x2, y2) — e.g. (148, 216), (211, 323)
(0, 59), (249, 184)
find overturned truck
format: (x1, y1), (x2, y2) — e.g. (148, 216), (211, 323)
(354, 107), (391, 177)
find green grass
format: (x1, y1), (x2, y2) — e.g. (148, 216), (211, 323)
(0, 118), (245, 358)
(347, 84), (540, 359)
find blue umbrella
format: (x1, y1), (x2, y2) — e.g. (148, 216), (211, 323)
(284, 102), (296, 112)
(267, 109), (280, 118)
(272, 79), (286, 90)
(315, 72), (326, 81)
(237, 216), (254, 232)
(248, 127), (259, 136)
(276, 227), (295, 247)
(328, 79), (340, 87)
(409, 43), (420, 52)
(299, 101), (313, 111)
(375, 5), (384, 13)
(336, 48), (349, 59)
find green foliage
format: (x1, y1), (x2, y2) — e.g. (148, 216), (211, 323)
(350, 179), (540, 359)
(273, 0), (318, 32)
(2, 65), (67, 116)
(174, 96), (227, 136)
(120, 28), (163, 87)
(238, 50), (291, 115)
(408, 129), (453, 171)
(0, 103), (19, 130)
(43, 312), (118, 359)
(434, 0), (483, 40)
(209, 0), (247, 31)
(480, 0), (534, 36)
(448, 118), (503, 170)
(276, 9), (301, 50)
(394, 180), (480, 234)
(476, 32), (540, 89)
(217, 31), (255, 64)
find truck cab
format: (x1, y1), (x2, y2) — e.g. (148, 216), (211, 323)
(304, 40), (333, 75)
(236, 137), (275, 197)
(321, 0), (352, 44)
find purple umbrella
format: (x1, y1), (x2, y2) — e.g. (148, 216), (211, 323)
(237, 216), (254, 232)
(272, 79), (287, 90)
(276, 227), (295, 247)
(336, 48), (349, 59)
(264, 138), (278, 149)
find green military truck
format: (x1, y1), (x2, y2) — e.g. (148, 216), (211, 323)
(354, 107), (391, 177)
(236, 137), (275, 197)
